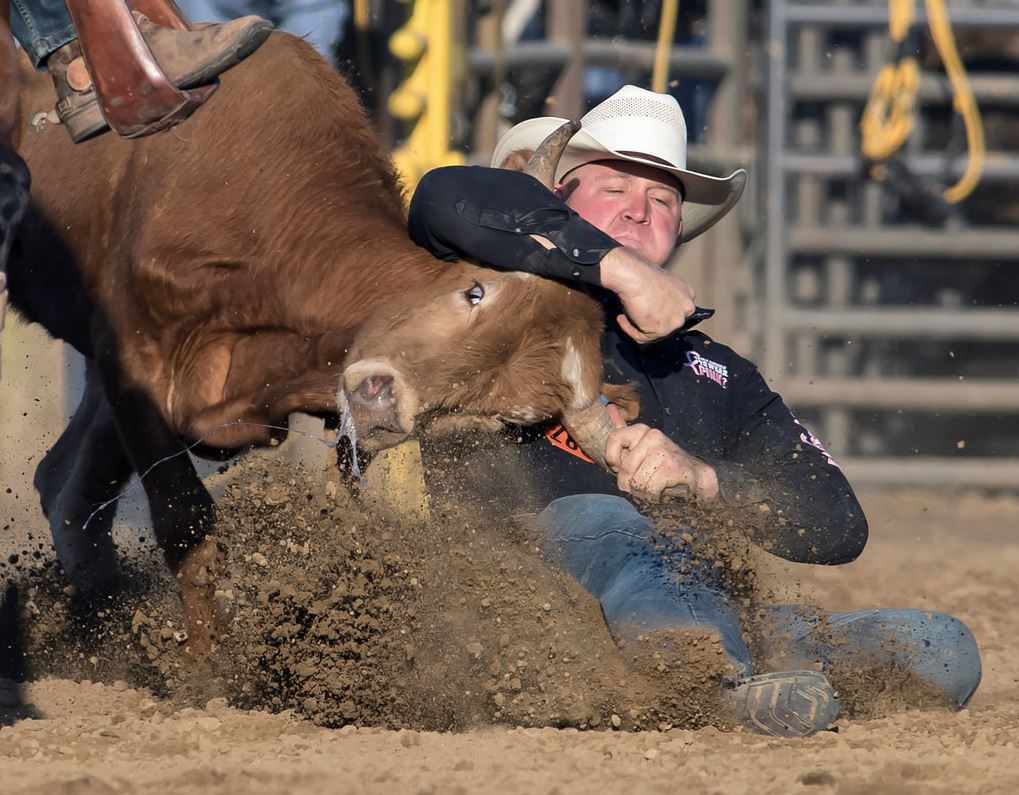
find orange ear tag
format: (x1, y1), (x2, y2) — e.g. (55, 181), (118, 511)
(544, 423), (595, 464)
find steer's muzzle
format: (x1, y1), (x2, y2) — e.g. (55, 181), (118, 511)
(339, 359), (419, 450)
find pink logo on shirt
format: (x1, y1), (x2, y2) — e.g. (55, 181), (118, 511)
(684, 351), (729, 389)
(794, 419), (841, 469)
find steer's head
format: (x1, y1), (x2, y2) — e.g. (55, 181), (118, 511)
(339, 119), (635, 466)
(340, 262), (614, 451)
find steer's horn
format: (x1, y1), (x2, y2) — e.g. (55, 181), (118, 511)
(560, 399), (616, 470)
(523, 119), (582, 189)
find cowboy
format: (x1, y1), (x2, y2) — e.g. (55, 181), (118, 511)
(8, 0), (272, 141)
(407, 86), (981, 736)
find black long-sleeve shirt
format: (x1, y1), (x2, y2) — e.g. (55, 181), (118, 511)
(408, 166), (868, 565)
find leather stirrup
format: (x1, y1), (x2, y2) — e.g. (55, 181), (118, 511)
(63, 0), (216, 138)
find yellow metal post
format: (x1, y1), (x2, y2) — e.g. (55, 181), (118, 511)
(361, 439), (432, 523)
(652, 0), (679, 93)
(388, 0), (465, 196)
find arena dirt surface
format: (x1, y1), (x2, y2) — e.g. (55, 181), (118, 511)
(1, 460), (1018, 794)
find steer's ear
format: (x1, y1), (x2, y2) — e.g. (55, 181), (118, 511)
(497, 148), (535, 173)
(601, 382), (641, 421)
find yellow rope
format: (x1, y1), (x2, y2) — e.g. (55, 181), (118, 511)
(860, 0), (985, 203)
(860, 59), (920, 161)
(860, 0), (918, 162)
(925, 0), (985, 203)
(652, 0), (679, 94)
(888, 0), (914, 41)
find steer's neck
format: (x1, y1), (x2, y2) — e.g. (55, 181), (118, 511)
(274, 227), (449, 335)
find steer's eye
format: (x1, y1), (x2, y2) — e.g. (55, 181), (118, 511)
(465, 283), (485, 307)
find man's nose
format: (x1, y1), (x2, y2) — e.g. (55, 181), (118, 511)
(621, 195), (650, 223)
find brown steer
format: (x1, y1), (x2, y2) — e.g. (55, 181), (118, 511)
(8, 33), (626, 654)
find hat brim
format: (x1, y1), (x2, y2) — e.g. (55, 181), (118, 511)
(492, 116), (747, 243)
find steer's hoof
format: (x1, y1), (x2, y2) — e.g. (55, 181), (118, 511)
(176, 537), (226, 658)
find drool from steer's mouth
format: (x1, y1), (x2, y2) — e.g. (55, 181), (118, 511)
(336, 391), (364, 479)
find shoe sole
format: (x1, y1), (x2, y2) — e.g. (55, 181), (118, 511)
(727, 670), (840, 738)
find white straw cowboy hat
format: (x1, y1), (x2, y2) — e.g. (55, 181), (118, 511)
(492, 85), (747, 243)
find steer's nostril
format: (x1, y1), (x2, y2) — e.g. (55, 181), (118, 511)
(354, 374), (394, 404)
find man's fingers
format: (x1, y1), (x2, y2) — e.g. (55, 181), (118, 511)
(614, 427), (652, 478)
(629, 458), (666, 501)
(616, 314), (657, 344)
(617, 431), (692, 501)
(604, 427), (636, 472)
(616, 443), (653, 495)
(605, 423), (650, 472)
(606, 402), (627, 429)
(604, 427), (624, 471)
(616, 314), (644, 341)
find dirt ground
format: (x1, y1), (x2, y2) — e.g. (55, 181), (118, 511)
(1, 455), (1018, 794)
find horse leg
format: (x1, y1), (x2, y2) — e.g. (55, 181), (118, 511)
(92, 335), (222, 657)
(34, 361), (132, 597)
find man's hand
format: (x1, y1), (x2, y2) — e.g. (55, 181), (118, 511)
(604, 404), (719, 502)
(599, 248), (696, 343)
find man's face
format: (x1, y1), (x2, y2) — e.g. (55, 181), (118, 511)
(556, 160), (684, 268)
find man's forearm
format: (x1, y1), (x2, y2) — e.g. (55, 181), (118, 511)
(599, 247), (653, 295)
(408, 165), (618, 284)
(712, 460), (869, 565)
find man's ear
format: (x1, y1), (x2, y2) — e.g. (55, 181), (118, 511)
(498, 149), (533, 172)
(601, 382), (641, 421)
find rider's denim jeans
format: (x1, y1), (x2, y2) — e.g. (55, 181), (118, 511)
(176, 0), (348, 63)
(532, 494), (982, 708)
(9, 0), (77, 67)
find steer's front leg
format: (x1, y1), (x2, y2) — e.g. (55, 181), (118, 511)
(95, 339), (223, 657)
(146, 471), (223, 657)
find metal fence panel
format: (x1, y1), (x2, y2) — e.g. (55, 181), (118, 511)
(766, 0), (1019, 487)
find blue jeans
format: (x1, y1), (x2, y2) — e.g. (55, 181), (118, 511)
(9, 0), (77, 67)
(176, 0), (348, 63)
(532, 495), (982, 708)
